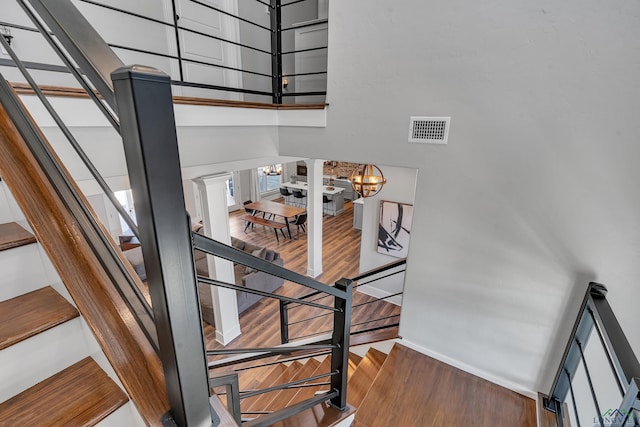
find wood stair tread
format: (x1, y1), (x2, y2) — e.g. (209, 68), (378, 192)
(286, 356), (333, 406)
(349, 352), (363, 366)
(347, 347), (387, 408)
(0, 222), (36, 251)
(269, 402), (356, 427)
(0, 357), (129, 426)
(244, 362), (303, 414)
(0, 286), (79, 350)
(347, 352), (360, 381)
(263, 358), (320, 413)
(236, 363), (287, 411)
(349, 326), (400, 347)
(353, 343), (537, 427)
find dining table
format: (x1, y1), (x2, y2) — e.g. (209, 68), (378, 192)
(244, 200), (305, 239)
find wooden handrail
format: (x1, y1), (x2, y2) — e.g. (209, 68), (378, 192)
(0, 84), (170, 425)
(10, 82), (328, 110)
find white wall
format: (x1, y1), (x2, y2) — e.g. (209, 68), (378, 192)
(278, 0), (640, 394)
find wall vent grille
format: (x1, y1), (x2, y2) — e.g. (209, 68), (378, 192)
(408, 117), (450, 144)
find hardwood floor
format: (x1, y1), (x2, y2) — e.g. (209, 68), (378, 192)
(205, 198), (401, 363)
(353, 344), (537, 427)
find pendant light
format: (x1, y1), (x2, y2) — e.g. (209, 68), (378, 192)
(350, 164), (386, 198)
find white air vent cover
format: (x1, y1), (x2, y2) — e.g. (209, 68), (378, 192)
(408, 116), (450, 144)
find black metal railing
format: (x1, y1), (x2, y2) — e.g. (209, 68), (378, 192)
(1, 0), (345, 425)
(279, 258), (406, 344)
(544, 282), (640, 427)
(194, 232), (353, 419)
(1, 0), (327, 104)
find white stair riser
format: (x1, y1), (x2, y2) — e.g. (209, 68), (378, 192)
(0, 183), (25, 224)
(0, 244), (50, 302)
(0, 317), (93, 402)
(95, 402), (145, 427)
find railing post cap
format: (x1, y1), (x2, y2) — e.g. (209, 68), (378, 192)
(589, 282), (608, 298)
(111, 65), (170, 83)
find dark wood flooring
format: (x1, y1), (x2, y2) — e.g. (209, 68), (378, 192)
(204, 199), (401, 358)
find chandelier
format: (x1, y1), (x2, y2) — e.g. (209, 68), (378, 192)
(350, 164), (386, 198)
(264, 164), (282, 176)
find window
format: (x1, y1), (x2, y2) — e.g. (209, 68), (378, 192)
(257, 164), (282, 194)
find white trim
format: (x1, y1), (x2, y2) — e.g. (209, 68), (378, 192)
(356, 284), (402, 306)
(215, 323), (241, 345)
(19, 95), (327, 128)
(307, 267), (322, 278)
(398, 338), (538, 400)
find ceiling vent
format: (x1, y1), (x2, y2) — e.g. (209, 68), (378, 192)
(408, 116), (450, 144)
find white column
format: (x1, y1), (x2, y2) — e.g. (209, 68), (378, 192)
(305, 159), (324, 277)
(194, 173), (241, 345)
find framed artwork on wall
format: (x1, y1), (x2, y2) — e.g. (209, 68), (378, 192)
(378, 200), (413, 258)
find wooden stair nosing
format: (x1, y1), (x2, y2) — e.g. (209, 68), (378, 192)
(0, 285), (79, 350)
(263, 358), (321, 413)
(0, 222), (36, 252)
(245, 360), (302, 411)
(0, 356), (129, 426)
(347, 347), (388, 408)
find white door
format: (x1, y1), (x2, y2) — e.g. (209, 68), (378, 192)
(294, 22), (327, 104)
(171, 0), (242, 99)
(226, 171), (241, 211)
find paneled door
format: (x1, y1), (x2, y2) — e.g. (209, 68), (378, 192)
(172, 0), (242, 99)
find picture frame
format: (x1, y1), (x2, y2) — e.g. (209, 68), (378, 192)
(378, 200), (413, 258)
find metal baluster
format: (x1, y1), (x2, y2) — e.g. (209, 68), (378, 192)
(566, 369), (581, 427)
(577, 339), (604, 427)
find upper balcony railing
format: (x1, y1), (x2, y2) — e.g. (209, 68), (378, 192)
(0, 0), (328, 105)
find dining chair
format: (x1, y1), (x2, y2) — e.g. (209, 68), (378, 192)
(279, 187), (293, 205)
(243, 200), (256, 232)
(290, 213), (307, 237)
(292, 190), (306, 208)
(322, 195), (332, 215)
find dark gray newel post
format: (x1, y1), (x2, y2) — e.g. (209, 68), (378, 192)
(111, 65), (211, 427)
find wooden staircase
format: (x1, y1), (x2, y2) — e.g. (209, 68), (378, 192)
(222, 347), (388, 426)
(216, 342), (540, 427)
(0, 220), (131, 425)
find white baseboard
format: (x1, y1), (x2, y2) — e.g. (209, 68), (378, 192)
(307, 267), (323, 278)
(398, 338), (538, 400)
(215, 323), (242, 346)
